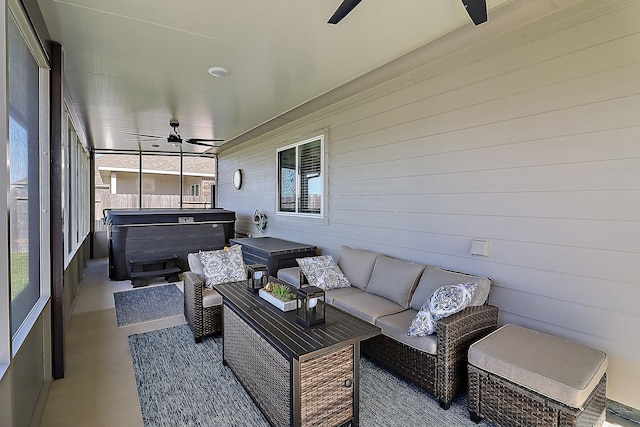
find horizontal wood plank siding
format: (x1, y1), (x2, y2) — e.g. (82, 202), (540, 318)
(219, 0), (640, 408)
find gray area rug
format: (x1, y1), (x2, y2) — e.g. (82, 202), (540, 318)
(608, 400), (640, 425)
(114, 284), (183, 327)
(129, 324), (495, 426)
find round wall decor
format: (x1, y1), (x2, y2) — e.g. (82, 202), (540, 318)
(233, 169), (243, 189)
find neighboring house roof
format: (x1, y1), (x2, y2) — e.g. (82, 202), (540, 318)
(94, 154), (216, 185)
(98, 166), (215, 178)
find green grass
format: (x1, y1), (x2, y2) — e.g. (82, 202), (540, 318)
(11, 252), (30, 300)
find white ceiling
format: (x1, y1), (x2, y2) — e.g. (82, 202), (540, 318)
(37, 0), (518, 154)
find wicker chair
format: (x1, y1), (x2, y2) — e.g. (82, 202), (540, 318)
(361, 304), (499, 409)
(183, 271), (223, 343)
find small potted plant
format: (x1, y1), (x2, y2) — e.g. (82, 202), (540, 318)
(259, 281), (298, 311)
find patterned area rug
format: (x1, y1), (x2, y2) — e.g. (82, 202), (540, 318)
(129, 324), (495, 426)
(113, 284), (183, 327)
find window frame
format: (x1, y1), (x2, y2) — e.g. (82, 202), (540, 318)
(4, 0), (51, 362)
(63, 112), (91, 266)
(275, 134), (326, 218)
(0, 1), (8, 380)
(93, 151), (217, 215)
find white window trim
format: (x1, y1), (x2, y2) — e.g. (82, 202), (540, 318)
(275, 134), (326, 219)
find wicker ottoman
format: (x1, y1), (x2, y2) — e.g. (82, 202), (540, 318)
(467, 324), (607, 427)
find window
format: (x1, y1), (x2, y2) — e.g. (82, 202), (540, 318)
(94, 153), (216, 222)
(277, 135), (324, 216)
(64, 116), (91, 260)
(6, 1), (50, 352)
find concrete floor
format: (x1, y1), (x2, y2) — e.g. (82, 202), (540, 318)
(39, 258), (635, 427)
(40, 259), (184, 427)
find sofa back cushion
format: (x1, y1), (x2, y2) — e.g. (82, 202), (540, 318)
(410, 266), (491, 311)
(337, 245), (380, 290)
(365, 256), (425, 309)
(187, 252), (205, 280)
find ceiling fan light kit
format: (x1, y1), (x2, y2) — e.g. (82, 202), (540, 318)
(328, 0), (487, 26)
(208, 66), (229, 77)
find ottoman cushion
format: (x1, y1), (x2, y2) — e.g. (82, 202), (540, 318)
(468, 324), (607, 408)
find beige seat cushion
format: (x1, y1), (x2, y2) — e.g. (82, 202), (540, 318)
(468, 324), (608, 408)
(375, 310), (437, 355)
(332, 293), (406, 324)
(202, 288), (222, 308)
(324, 286), (364, 305)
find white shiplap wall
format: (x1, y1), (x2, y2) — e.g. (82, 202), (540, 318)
(219, 0), (640, 407)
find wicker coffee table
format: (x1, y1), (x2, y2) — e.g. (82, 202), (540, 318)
(215, 280), (380, 427)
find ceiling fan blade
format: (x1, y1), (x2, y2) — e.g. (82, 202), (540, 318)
(120, 131), (164, 139)
(461, 0), (487, 25)
(185, 139), (224, 147)
(125, 138), (163, 142)
(328, 0), (362, 24)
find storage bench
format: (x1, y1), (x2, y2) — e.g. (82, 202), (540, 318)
(468, 324), (608, 427)
(230, 237), (317, 277)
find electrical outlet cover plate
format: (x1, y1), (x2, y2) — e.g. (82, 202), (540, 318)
(470, 239), (490, 257)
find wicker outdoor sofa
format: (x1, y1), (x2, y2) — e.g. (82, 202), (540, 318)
(363, 304), (499, 409)
(277, 245), (500, 410)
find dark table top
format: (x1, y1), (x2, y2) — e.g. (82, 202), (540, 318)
(215, 281), (380, 362)
(230, 237), (317, 255)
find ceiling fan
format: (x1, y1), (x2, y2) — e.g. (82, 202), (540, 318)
(328, 0), (488, 26)
(125, 119), (225, 148)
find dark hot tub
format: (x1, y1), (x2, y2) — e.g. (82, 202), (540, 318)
(105, 208), (236, 280)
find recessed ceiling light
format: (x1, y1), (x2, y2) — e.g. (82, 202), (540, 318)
(208, 66), (229, 77)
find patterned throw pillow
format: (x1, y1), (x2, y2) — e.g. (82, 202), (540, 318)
(430, 282), (477, 319)
(200, 245), (247, 289)
(408, 282), (477, 336)
(296, 255), (351, 290)
(407, 301), (437, 337)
